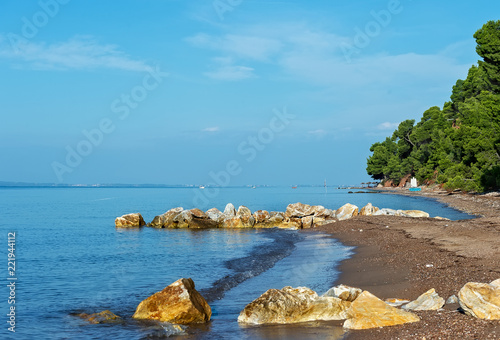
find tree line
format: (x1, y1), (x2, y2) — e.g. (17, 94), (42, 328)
(366, 20), (500, 192)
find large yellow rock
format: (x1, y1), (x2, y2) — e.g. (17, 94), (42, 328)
(132, 278), (211, 324)
(359, 203), (379, 216)
(336, 204), (359, 221)
(458, 281), (500, 320)
(115, 213), (146, 227)
(402, 288), (445, 311)
(238, 286), (350, 324)
(343, 291), (420, 330)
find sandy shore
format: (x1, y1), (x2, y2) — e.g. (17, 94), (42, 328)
(314, 189), (500, 339)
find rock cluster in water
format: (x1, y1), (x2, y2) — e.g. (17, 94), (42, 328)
(115, 202), (434, 228)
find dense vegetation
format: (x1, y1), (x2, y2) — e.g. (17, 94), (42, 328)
(367, 20), (500, 192)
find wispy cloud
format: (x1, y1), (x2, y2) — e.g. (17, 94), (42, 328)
(308, 129), (328, 137)
(377, 122), (400, 130)
(0, 35), (151, 71)
(201, 126), (220, 132)
(186, 23), (470, 89)
(204, 57), (255, 81)
(186, 33), (282, 61)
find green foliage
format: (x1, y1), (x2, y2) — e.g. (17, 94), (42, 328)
(366, 20), (500, 192)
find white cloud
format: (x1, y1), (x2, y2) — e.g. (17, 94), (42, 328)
(308, 129), (328, 136)
(0, 35), (151, 72)
(186, 33), (282, 61)
(204, 56), (255, 81)
(202, 126), (220, 132)
(377, 122), (400, 130)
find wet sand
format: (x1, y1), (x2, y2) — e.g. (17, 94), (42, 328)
(314, 189), (500, 339)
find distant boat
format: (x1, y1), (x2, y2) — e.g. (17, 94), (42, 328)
(199, 186), (205, 189)
(292, 185), (297, 189)
(252, 186), (256, 189)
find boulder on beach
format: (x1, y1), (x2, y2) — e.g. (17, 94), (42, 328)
(76, 310), (121, 324)
(384, 298), (411, 307)
(336, 203), (359, 221)
(446, 295), (458, 304)
(373, 208), (397, 216)
(115, 213), (146, 227)
(343, 291), (420, 330)
(323, 284), (363, 302)
(132, 278), (211, 324)
(237, 286), (350, 324)
(458, 280), (500, 320)
(396, 210), (430, 218)
(359, 203), (379, 216)
(402, 288), (445, 311)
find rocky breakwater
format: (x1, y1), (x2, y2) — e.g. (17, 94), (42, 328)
(115, 202), (433, 229)
(143, 202), (340, 230)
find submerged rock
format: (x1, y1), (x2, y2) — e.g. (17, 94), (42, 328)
(343, 291), (420, 330)
(336, 204), (359, 221)
(238, 286), (350, 324)
(76, 310), (121, 324)
(133, 278), (211, 324)
(402, 288), (445, 311)
(115, 213), (146, 227)
(458, 281), (500, 320)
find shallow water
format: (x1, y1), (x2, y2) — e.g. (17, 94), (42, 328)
(0, 187), (472, 339)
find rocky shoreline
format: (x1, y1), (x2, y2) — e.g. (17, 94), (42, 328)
(108, 191), (500, 338)
(319, 189), (500, 339)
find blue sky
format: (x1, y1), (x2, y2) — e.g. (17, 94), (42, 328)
(0, 0), (498, 185)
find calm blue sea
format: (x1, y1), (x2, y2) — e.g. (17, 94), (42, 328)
(0, 187), (473, 339)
